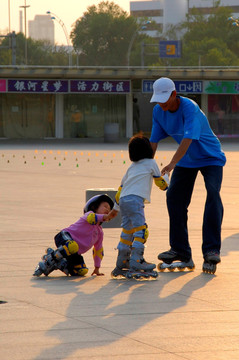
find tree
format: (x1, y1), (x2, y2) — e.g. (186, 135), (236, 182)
(177, 3), (239, 66)
(151, 1), (239, 67)
(70, 1), (142, 66)
(0, 32), (70, 66)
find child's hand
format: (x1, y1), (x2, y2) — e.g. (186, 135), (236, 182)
(91, 267), (104, 276)
(104, 209), (118, 222)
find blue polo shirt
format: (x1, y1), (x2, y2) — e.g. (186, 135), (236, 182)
(150, 96), (226, 168)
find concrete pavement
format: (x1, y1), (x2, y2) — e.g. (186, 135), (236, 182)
(1, 140), (239, 360)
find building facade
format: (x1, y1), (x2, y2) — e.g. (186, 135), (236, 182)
(28, 15), (55, 44)
(0, 66), (239, 140)
(130, 0), (239, 38)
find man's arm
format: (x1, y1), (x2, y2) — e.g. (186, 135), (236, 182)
(150, 142), (158, 157)
(161, 138), (192, 175)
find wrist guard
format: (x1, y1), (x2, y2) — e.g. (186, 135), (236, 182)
(154, 175), (169, 191)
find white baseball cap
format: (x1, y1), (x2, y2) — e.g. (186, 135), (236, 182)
(150, 77), (176, 103)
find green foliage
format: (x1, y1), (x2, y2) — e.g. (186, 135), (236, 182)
(178, 5), (239, 66)
(152, 3), (239, 67)
(70, 1), (141, 66)
(0, 32), (70, 66)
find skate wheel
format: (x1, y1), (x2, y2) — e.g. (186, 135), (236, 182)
(202, 263), (216, 274)
(33, 269), (42, 277)
(177, 267), (185, 272)
(126, 272), (133, 279)
(111, 271), (117, 279)
(152, 272), (159, 278)
(157, 263), (167, 272)
(111, 272), (127, 280)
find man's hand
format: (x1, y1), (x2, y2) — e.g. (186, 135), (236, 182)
(161, 162), (176, 175)
(162, 138), (192, 175)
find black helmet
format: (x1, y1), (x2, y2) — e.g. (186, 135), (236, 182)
(84, 194), (114, 213)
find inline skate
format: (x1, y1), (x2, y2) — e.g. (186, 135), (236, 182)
(111, 248), (131, 279)
(33, 247), (69, 277)
(157, 249), (195, 272)
(126, 248), (158, 280)
(202, 251), (221, 274)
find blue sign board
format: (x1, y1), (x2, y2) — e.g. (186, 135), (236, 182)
(8, 79), (68, 93)
(159, 40), (182, 58)
(6, 79), (130, 94)
(70, 80), (130, 93)
(142, 80), (203, 94)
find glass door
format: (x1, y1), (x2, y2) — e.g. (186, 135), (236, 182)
(0, 94), (55, 138)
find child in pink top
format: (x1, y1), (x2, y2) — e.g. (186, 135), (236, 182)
(33, 194), (113, 277)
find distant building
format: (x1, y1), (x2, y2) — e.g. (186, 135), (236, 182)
(130, 0), (239, 38)
(19, 11), (23, 33)
(28, 15), (54, 44)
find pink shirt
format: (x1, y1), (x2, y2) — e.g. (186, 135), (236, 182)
(62, 211), (105, 268)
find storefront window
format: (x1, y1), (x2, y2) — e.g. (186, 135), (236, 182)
(208, 94), (239, 137)
(0, 94), (55, 138)
(63, 94), (126, 138)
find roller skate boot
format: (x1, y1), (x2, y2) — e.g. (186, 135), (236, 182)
(33, 247), (69, 277)
(111, 248), (131, 279)
(126, 248), (158, 280)
(202, 251), (221, 274)
(158, 249), (195, 272)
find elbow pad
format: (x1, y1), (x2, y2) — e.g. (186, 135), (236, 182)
(93, 247), (104, 261)
(86, 212), (98, 225)
(115, 185), (122, 205)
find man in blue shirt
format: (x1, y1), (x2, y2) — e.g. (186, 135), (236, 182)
(150, 77), (226, 274)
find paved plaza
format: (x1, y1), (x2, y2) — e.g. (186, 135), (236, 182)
(1, 139), (239, 360)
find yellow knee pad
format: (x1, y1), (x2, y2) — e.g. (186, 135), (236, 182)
(144, 225), (149, 241)
(63, 240), (79, 256)
(72, 263), (88, 276)
(122, 224), (148, 235)
(133, 224), (149, 245)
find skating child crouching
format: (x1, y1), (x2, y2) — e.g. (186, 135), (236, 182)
(33, 194), (114, 277)
(108, 134), (169, 279)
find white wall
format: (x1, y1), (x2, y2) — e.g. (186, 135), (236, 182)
(163, 0), (188, 32)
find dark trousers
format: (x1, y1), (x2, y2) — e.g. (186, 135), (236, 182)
(166, 165), (224, 259)
(54, 231), (85, 275)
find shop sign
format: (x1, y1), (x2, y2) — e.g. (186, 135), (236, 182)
(204, 81), (239, 94)
(142, 80), (203, 93)
(0, 79), (7, 92)
(8, 79), (68, 93)
(70, 80), (130, 93)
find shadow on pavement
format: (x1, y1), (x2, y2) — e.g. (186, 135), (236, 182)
(31, 271), (213, 359)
